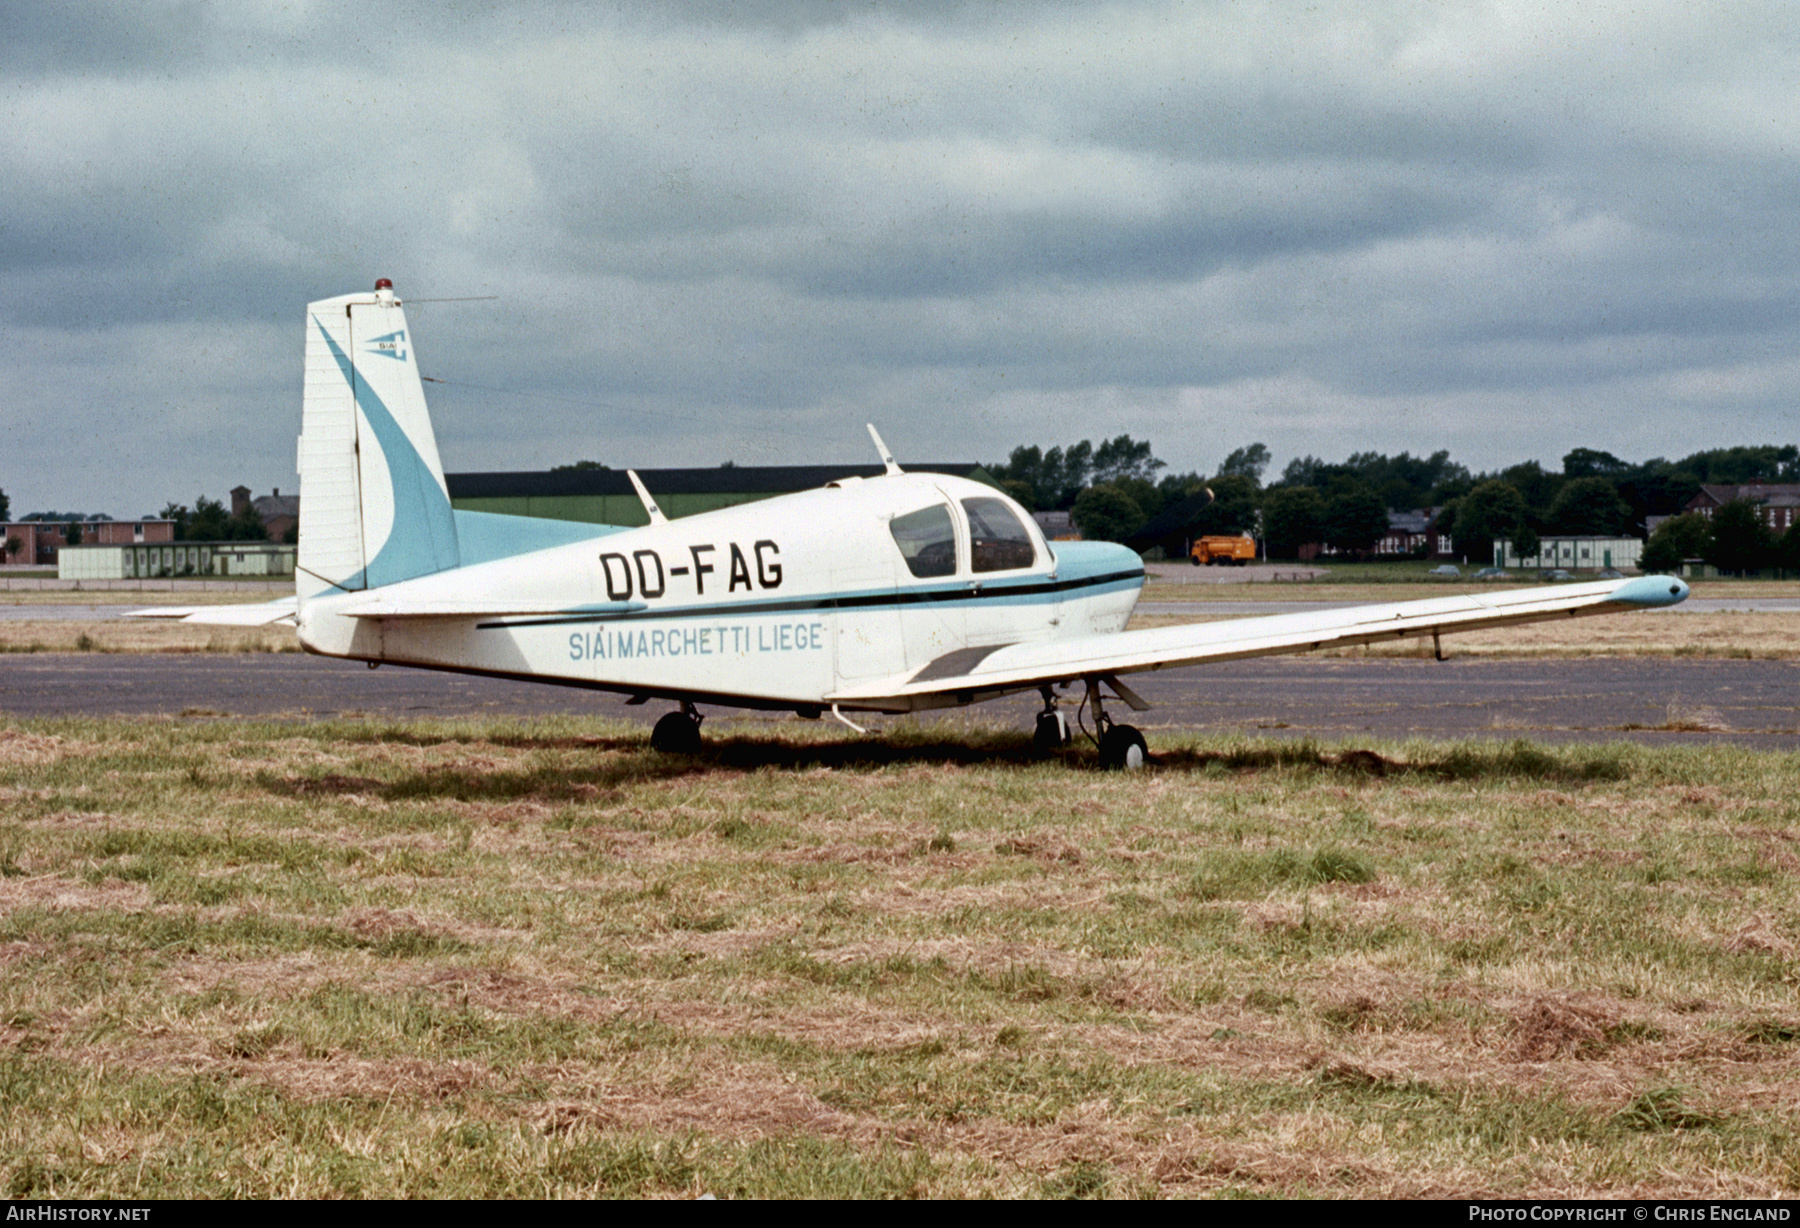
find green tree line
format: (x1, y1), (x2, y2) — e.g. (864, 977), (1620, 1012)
(988, 439), (1800, 567)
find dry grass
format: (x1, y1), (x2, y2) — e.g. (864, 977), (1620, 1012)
(0, 619), (296, 654)
(1, 717), (1796, 1198)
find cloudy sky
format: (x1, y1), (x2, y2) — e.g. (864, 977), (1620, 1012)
(4, 0), (1797, 518)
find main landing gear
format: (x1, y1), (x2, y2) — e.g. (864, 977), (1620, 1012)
(1034, 687), (1071, 755)
(650, 702), (704, 754)
(1038, 682), (1149, 769)
(1083, 679), (1148, 771)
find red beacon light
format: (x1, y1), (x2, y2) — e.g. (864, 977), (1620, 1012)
(374, 277), (396, 306)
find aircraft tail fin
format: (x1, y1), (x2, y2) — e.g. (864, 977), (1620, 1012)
(297, 280), (460, 603)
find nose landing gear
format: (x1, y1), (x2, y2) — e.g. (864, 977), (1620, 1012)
(1033, 686), (1071, 755)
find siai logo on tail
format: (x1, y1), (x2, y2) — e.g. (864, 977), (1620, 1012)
(363, 330), (408, 361)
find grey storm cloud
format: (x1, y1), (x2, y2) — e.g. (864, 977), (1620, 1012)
(2, 1), (1797, 517)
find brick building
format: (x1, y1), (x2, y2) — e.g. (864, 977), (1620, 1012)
(1684, 484), (1800, 536)
(1, 519), (175, 566)
(231, 486), (300, 543)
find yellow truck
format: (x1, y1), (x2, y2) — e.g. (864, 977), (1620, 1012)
(1190, 535), (1257, 566)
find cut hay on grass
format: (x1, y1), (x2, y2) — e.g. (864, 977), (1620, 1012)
(1, 716), (1797, 1198)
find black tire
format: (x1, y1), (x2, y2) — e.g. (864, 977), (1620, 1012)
(1189, 554), (1201, 566)
(1033, 711), (1067, 755)
(1097, 724), (1148, 770)
(650, 711), (702, 754)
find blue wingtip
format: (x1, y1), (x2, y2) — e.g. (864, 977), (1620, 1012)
(1609, 575), (1689, 607)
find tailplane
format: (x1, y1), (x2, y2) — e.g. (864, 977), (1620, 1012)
(297, 279), (459, 604)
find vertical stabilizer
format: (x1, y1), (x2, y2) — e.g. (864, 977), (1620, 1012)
(297, 280), (459, 603)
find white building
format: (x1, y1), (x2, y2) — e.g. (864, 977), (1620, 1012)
(60, 542), (296, 580)
(1496, 536), (1643, 571)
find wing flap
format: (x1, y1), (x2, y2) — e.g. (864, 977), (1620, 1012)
(826, 575), (1689, 703)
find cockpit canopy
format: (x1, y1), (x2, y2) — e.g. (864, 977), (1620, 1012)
(889, 494), (1040, 579)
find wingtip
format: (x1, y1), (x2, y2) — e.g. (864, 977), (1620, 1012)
(1608, 575), (1689, 607)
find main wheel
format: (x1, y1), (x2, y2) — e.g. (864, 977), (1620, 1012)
(1033, 710), (1068, 755)
(650, 711), (702, 754)
(1097, 724), (1148, 770)
(1189, 554), (1201, 566)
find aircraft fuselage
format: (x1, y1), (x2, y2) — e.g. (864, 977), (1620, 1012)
(297, 472), (1144, 713)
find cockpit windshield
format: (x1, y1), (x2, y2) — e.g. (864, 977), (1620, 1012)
(962, 496), (1036, 573)
(890, 503), (958, 578)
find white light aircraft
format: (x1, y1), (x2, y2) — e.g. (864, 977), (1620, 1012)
(145, 280), (1691, 767)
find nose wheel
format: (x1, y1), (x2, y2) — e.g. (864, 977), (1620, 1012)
(650, 703), (704, 754)
(1033, 687), (1071, 755)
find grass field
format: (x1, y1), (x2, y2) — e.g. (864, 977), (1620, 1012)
(2, 717), (1796, 1198)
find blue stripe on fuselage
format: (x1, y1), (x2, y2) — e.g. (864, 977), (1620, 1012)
(473, 556), (1144, 630)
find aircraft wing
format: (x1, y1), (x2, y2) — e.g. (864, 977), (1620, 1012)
(825, 575), (1690, 706)
(124, 596), (299, 626)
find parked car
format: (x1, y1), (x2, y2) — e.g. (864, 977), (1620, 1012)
(1472, 567), (1508, 580)
(1539, 569), (1573, 581)
(1427, 564), (1461, 577)
(1596, 568), (1625, 579)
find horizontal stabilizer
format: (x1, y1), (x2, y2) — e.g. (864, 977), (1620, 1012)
(125, 597), (299, 626)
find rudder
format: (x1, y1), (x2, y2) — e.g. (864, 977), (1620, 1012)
(297, 279), (459, 603)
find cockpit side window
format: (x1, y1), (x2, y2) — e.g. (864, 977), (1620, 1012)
(962, 496), (1037, 573)
(890, 503), (958, 578)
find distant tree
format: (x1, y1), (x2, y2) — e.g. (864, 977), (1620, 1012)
(1156, 470), (1209, 503)
(65, 522), (81, 546)
(5, 535), (20, 561)
(1511, 522), (1540, 563)
(1186, 474), (1258, 537)
(1493, 460), (1561, 518)
(1779, 522), (1800, 574)
(998, 479), (1037, 511)
(183, 496), (231, 541)
(1641, 513), (1710, 573)
(1561, 447), (1631, 479)
(1703, 500), (1775, 573)
(990, 442), (1095, 511)
(1546, 477), (1632, 536)
(551, 460), (610, 472)
(21, 510), (99, 523)
(1614, 459), (1702, 525)
(1071, 484), (1146, 544)
(1215, 443), (1271, 487)
(1321, 482), (1388, 557)
(1674, 445), (1800, 484)
(1089, 435), (1165, 486)
(1428, 471), (1476, 504)
(1109, 476), (1163, 523)
(0, 488), (8, 522)
(169, 496), (269, 542)
(1346, 449), (1470, 510)
(1261, 486), (1325, 560)
(1453, 480), (1531, 561)
(1279, 455), (1349, 489)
